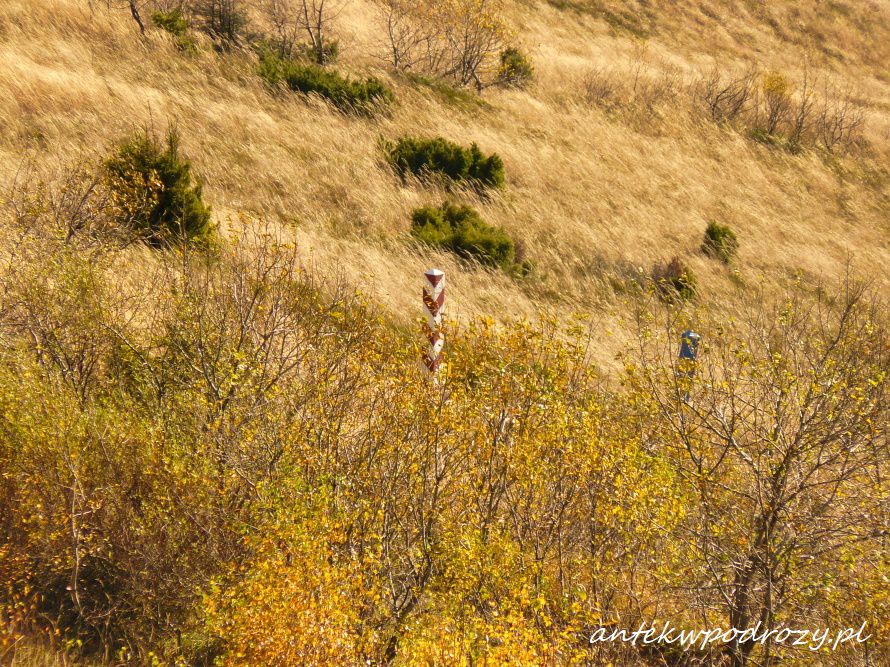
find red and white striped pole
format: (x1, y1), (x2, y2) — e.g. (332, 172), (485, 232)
(422, 269), (445, 379)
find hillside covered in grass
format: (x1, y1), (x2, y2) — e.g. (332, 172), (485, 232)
(0, 0), (888, 665)
(2, 0), (888, 339)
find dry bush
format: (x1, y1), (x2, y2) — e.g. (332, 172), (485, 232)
(815, 82), (867, 154)
(3, 160), (113, 245)
(630, 277), (889, 666)
(694, 65), (758, 124)
(583, 66), (622, 109)
(375, 0), (509, 89)
(758, 70), (793, 136)
(788, 66), (817, 147)
(627, 59), (683, 109)
(262, 0), (346, 63)
(587, 58), (867, 153)
(693, 65), (868, 153)
(651, 255), (697, 301)
(583, 61), (683, 124)
(1, 190), (887, 665)
(375, 0), (442, 73)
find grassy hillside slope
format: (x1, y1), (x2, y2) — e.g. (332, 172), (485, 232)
(1, 0), (888, 361)
(0, 2), (889, 665)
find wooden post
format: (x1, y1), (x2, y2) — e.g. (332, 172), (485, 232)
(422, 269), (445, 379)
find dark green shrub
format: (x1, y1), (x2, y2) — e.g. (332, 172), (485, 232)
(387, 137), (505, 190)
(105, 128), (212, 246)
(652, 256), (697, 301)
(496, 47), (534, 88)
(258, 50), (394, 114)
(152, 9), (198, 53)
(257, 45), (286, 81)
(152, 8), (188, 36)
(411, 201), (517, 271)
(701, 220), (739, 263)
(195, 0), (247, 45)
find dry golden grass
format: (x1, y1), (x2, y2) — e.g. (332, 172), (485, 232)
(3, 637), (96, 666)
(0, 6), (887, 662)
(0, 0), (888, 368)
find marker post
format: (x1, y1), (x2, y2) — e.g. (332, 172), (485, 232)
(422, 269), (445, 380)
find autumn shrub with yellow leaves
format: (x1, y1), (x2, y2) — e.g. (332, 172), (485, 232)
(0, 173), (887, 667)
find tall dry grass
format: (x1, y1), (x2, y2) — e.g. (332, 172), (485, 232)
(0, 4), (888, 662)
(0, 0), (887, 369)
(3, 637), (98, 666)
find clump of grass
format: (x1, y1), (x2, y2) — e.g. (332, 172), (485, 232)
(411, 201), (529, 275)
(258, 50), (394, 114)
(701, 221), (739, 263)
(104, 128), (212, 246)
(386, 137), (505, 190)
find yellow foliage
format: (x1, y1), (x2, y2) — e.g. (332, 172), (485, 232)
(0, 223), (885, 665)
(205, 487), (380, 666)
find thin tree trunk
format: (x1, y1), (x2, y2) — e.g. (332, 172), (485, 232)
(129, 0), (146, 36)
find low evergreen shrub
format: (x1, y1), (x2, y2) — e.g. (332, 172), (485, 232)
(411, 201), (519, 272)
(105, 128), (212, 246)
(387, 137), (505, 190)
(701, 221), (739, 263)
(496, 47), (534, 88)
(258, 50), (394, 114)
(152, 8), (188, 36)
